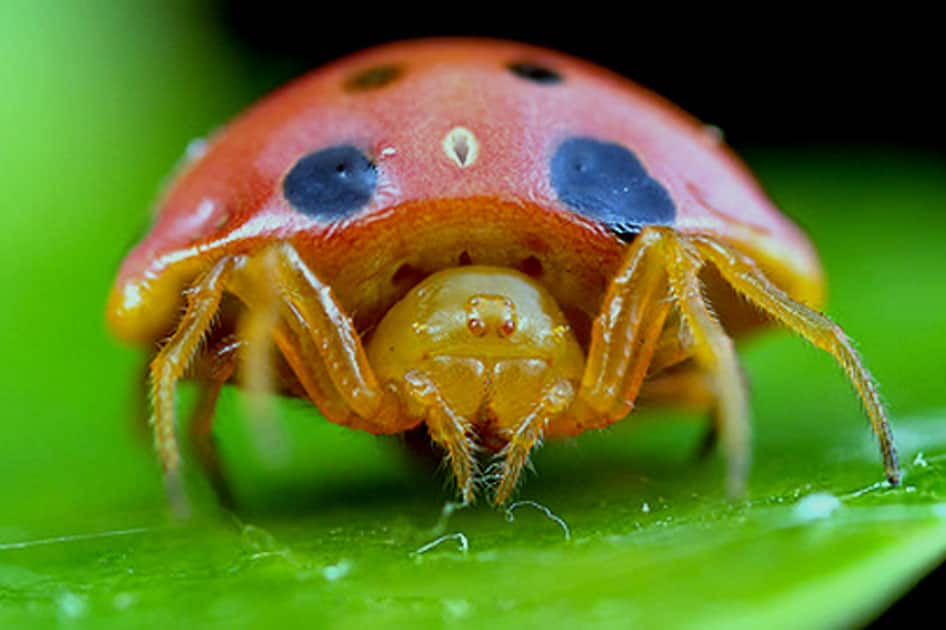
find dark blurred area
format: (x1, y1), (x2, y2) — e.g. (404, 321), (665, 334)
(217, 3), (943, 150)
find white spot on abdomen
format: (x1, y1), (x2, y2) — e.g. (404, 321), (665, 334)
(443, 126), (478, 168)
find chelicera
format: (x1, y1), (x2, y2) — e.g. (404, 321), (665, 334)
(109, 39), (899, 510)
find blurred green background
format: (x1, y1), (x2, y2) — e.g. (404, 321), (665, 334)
(1, 3), (945, 627)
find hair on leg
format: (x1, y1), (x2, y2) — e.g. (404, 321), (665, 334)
(187, 335), (240, 506)
(690, 235), (900, 484)
(236, 248), (288, 467)
(494, 378), (574, 505)
(662, 232), (751, 497)
(576, 228), (673, 426)
(149, 256), (237, 515)
(403, 370), (479, 504)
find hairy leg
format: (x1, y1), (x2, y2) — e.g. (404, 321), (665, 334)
(648, 310), (695, 376)
(237, 249), (279, 426)
(229, 244), (403, 434)
(271, 243), (388, 421)
(403, 370), (478, 503)
(638, 364), (713, 410)
(235, 249), (288, 465)
(638, 365), (721, 460)
(690, 235), (900, 484)
(577, 228), (674, 425)
(187, 335), (240, 506)
(227, 251), (354, 424)
(662, 231), (751, 497)
(494, 378), (575, 505)
(270, 318), (357, 424)
(150, 256), (237, 512)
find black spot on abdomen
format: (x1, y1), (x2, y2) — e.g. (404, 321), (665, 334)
(507, 61), (562, 84)
(344, 64), (402, 91)
(283, 145), (377, 221)
(550, 136), (676, 241)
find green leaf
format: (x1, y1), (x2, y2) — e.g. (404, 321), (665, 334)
(2, 3), (945, 627)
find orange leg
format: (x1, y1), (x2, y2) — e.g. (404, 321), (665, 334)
(228, 244), (402, 434)
(638, 364), (713, 410)
(662, 231), (750, 497)
(403, 370), (478, 503)
(271, 318), (358, 424)
(690, 235), (900, 484)
(150, 256), (237, 513)
(150, 243), (414, 512)
(494, 378), (575, 505)
(271, 243), (389, 422)
(237, 250), (279, 423)
(638, 364), (722, 460)
(187, 335), (240, 506)
(648, 310), (696, 377)
(186, 329), (332, 505)
(228, 249), (355, 424)
(577, 229), (673, 425)
(235, 250), (287, 464)
(129, 356), (153, 440)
